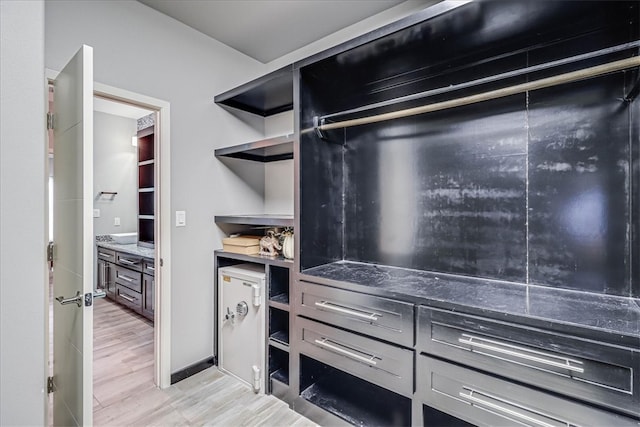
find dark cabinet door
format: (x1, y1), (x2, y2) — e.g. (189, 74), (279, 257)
(97, 259), (116, 299)
(142, 273), (154, 321)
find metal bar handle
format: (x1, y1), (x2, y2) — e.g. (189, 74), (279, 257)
(98, 252), (113, 258)
(314, 338), (378, 366)
(458, 334), (584, 373)
(119, 258), (138, 266)
(314, 300), (380, 321)
(147, 265), (155, 271)
(459, 388), (569, 427)
(118, 274), (136, 283)
(119, 293), (135, 303)
(55, 291), (82, 307)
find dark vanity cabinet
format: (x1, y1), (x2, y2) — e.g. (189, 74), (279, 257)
(292, 1), (640, 426)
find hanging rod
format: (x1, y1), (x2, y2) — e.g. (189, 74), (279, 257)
(320, 40), (640, 122)
(311, 56), (640, 134)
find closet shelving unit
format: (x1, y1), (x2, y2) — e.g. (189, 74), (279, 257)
(214, 65), (295, 404)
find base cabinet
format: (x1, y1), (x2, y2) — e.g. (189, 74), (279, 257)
(97, 245), (154, 322)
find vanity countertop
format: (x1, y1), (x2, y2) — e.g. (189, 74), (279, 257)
(96, 237), (154, 259)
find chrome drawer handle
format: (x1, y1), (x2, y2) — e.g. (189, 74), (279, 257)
(314, 301), (380, 321)
(458, 334), (584, 374)
(98, 252), (112, 258)
(118, 274), (136, 283)
(459, 387), (570, 427)
(119, 258), (138, 265)
(314, 338), (378, 366)
(147, 266), (155, 271)
(119, 293), (136, 303)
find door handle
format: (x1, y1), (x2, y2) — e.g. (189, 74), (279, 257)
(56, 291), (82, 307)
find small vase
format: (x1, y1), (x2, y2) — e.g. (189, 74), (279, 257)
(282, 234), (294, 260)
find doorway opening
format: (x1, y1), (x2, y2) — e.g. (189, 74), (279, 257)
(47, 78), (171, 424)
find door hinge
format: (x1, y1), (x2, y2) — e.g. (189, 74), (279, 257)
(47, 376), (55, 394)
(47, 242), (55, 263)
(47, 113), (54, 130)
(160, 258), (164, 267)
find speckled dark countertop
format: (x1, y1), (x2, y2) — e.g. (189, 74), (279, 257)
(96, 237), (154, 259)
(300, 261), (640, 346)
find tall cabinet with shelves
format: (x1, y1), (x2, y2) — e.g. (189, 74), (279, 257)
(214, 66), (295, 405)
(137, 125), (155, 248)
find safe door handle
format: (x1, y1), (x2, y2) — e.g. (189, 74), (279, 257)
(458, 334), (584, 374)
(459, 388), (567, 427)
(56, 291), (83, 307)
(314, 301), (380, 322)
(314, 338), (378, 366)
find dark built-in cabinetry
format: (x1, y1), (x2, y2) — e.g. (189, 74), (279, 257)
(215, 1), (640, 425)
(97, 246), (155, 321)
(137, 125), (155, 248)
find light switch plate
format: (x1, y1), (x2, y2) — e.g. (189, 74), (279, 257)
(176, 210), (186, 227)
(114, 217), (120, 226)
(93, 209), (100, 218)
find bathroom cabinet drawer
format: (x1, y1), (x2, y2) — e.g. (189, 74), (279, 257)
(417, 355), (638, 427)
(142, 259), (155, 276)
(116, 252), (143, 271)
(297, 317), (413, 397)
(116, 284), (142, 313)
(114, 265), (142, 293)
(417, 306), (640, 417)
(296, 281), (414, 348)
(97, 248), (116, 262)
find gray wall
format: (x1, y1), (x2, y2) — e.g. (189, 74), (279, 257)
(0, 0), (47, 425)
(93, 111), (138, 236)
(45, 0), (267, 373)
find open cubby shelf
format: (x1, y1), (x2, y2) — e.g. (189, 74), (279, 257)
(215, 214), (294, 228)
(299, 355), (411, 427)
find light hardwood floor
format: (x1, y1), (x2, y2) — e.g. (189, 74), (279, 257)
(93, 298), (315, 426)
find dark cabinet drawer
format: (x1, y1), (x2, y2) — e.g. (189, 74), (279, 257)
(114, 265), (142, 292)
(116, 252), (143, 271)
(417, 355), (638, 427)
(297, 317), (414, 398)
(97, 248), (116, 262)
(142, 259), (155, 276)
(116, 284), (142, 314)
(417, 306), (640, 417)
(296, 281), (414, 348)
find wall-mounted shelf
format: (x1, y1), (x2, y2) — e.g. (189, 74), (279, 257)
(215, 214), (294, 228)
(214, 65), (293, 117)
(215, 134), (294, 162)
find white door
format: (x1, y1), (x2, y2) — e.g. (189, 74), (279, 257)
(51, 45), (94, 426)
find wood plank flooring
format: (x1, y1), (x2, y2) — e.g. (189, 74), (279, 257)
(93, 298), (315, 426)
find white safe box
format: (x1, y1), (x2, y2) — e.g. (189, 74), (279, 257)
(217, 263), (266, 393)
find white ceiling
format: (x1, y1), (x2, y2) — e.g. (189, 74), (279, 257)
(137, 0), (405, 63)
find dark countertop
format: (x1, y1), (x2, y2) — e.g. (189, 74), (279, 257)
(300, 261), (640, 346)
(96, 241), (155, 260)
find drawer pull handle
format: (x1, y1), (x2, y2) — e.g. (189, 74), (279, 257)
(314, 301), (380, 322)
(458, 334), (584, 374)
(119, 258), (138, 265)
(459, 388), (569, 427)
(118, 274), (136, 283)
(147, 266), (155, 271)
(314, 338), (378, 366)
(119, 293), (136, 303)
(98, 252), (112, 258)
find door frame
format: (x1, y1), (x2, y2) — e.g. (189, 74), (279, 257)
(46, 70), (172, 389)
